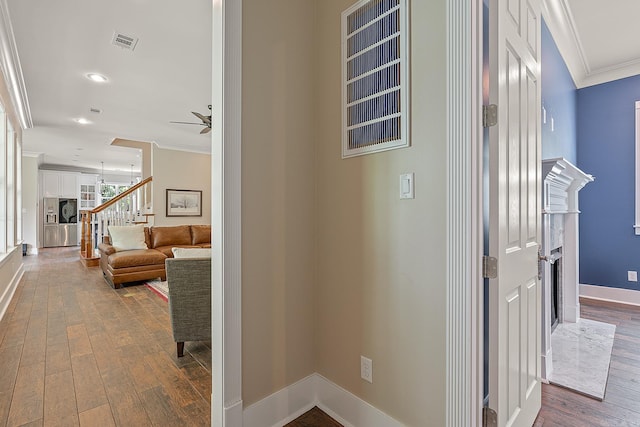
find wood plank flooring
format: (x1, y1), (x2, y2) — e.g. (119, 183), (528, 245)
(5, 248), (640, 426)
(285, 407), (342, 427)
(535, 298), (640, 426)
(0, 247), (211, 427)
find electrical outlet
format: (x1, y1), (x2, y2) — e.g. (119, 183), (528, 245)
(629, 271), (638, 282)
(361, 356), (373, 383)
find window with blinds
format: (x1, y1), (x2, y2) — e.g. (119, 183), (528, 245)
(342, 0), (409, 158)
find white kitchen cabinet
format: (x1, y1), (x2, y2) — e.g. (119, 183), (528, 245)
(61, 174), (78, 197)
(41, 171), (80, 198)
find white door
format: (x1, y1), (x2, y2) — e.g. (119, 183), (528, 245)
(488, 0), (542, 424)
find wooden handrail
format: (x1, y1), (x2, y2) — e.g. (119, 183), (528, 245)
(90, 176), (152, 214)
(80, 176), (154, 261)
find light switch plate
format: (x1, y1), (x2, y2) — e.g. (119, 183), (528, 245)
(400, 173), (414, 199)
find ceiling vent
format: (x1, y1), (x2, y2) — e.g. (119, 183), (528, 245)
(89, 107), (102, 114)
(112, 32), (138, 51)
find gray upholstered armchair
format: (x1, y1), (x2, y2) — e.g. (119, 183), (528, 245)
(165, 257), (211, 357)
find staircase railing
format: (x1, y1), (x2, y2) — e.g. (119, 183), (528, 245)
(80, 176), (154, 259)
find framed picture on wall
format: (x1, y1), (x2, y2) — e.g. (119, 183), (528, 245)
(166, 189), (202, 217)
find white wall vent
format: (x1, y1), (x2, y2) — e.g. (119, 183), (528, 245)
(341, 0), (409, 158)
(112, 32), (139, 51)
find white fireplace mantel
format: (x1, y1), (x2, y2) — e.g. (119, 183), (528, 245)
(541, 157), (594, 380)
(543, 157), (595, 214)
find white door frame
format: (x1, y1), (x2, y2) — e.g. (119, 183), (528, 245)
(212, 0), (243, 425)
(445, 0), (484, 426)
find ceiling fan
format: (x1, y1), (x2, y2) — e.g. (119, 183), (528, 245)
(170, 105), (212, 134)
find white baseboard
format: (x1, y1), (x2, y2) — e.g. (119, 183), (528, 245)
(242, 373), (403, 427)
(243, 374), (317, 427)
(313, 374), (403, 427)
(0, 263), (24, 323)
(580, 283), (640, 307)
(541, 347), (552, 381)
(225, 398), (243, 426)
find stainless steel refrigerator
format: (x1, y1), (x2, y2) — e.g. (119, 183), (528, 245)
(43, 197), (78, 247)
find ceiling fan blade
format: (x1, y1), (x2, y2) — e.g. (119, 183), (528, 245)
(192, 111), (212, 125)
(200, 126), (212, 134)
(170, 121), (204, 126)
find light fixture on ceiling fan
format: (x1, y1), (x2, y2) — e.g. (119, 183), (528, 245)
(170, 105), (212, 134)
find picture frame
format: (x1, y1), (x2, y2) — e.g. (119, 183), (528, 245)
(166, 189), (202, 217)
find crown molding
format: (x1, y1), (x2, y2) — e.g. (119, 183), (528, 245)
(0, 0), (32, 129)
(542, 0), (640, 88)
(541, 0), (585, 87)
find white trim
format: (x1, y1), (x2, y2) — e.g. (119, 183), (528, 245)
(0, 257), (23, 323)
(211, 0), (243, 426)
(541, 0), (640, 88)
(470, 0), (484, 425)
(243, 374), (317, 427)
(635, 101), (640, 236)
(446, 0), (473, 425)
(242, 374), (404, 427)
(314, 374), (403, 427)
(580, 283), (640, 307)
(0, 0), (31, 129)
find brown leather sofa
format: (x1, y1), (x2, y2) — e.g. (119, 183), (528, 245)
(98, 224), (211, 289)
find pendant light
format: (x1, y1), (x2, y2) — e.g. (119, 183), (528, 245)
(130, 164), (134, 185)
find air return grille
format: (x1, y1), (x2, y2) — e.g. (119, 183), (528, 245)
(342, 0), (409, 158)
(112, 32), (139, 51)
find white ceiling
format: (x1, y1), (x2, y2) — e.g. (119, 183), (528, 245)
(543, 0), (640, 88)
(6, 0), (211, 174)
(6, 0), (637, 174)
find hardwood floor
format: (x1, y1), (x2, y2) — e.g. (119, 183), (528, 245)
(5, 248), (640, 426)
(535, 298), (640, 426)
(0, 247), (211, 427)
(285, 407), (342, 427)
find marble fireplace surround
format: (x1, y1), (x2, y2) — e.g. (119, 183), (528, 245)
(541, 158), (594, 379)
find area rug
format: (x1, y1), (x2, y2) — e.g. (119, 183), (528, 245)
(145, 279), (169, 302)
(548, 318), (616, 400)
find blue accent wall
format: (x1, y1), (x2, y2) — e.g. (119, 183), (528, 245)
(541, 20), (577, 163)
(577, 75), (640, 290)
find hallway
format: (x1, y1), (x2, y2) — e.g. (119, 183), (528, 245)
(0, 247), (211, 426)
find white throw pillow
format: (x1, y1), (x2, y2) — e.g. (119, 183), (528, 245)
(108, 224), (148, 251)
(171, 247), (211, 259)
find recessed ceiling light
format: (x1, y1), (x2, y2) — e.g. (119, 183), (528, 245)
(75, 118), (91, 125)
(86, 73), (107, 83)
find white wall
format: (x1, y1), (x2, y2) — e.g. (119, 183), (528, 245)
(151, 146), (211, 226)
(21, 155), (38, 253)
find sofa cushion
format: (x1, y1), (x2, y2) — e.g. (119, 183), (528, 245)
(150, 225), (192, 248)
(191, 225), (211, 245)
(108, 249), (167, 269)
(154, 245), (199, 258)
(172, 247), (212, 258)
(108, 224), (148, 251)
